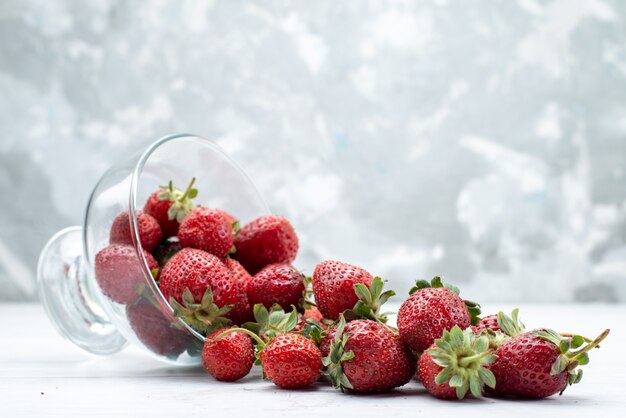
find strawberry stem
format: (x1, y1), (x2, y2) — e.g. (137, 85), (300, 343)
(458, 351), (492, 368)
(179, 177), (196, 202)
(569, 329), (610, 357)
(560, 332), (593, 343)
(210, 326), (266, 347)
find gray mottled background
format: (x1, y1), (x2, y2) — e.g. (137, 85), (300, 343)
(1, 0), (625, 303)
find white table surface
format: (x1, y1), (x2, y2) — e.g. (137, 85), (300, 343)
(1, 302), (624, 417)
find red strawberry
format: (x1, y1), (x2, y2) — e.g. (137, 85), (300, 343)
(159, 248), (240, 333)
(260, 333), (322, 389)
(203, 328), (255, 381)
(312, 260), (373, 320)
(178, 207), (234, 258)
(397, 277), (475, 352)
(223, 258), (254, 324)
(324, 318), (416, 392)
(489, 328), (609, 398)
(178, 207), (235, 258)
(109, 211), (162, 252)
(160, 248), (236, 305)
(143, 178), (198, 238)
(95, 244), (158, 304)
(418, 326), (496, 399)
(126, 297), (189, 357)
(246, 264), (305, 311)
(233, 215), (299, 274)
(490, 332), (564, 398)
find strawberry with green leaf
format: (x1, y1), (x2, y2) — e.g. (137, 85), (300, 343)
(397, 276), (480, 353)
(312, 260), (374, 321)
(160, 248), (243, 333)
(260, 333), (322, 388)
(203, 327), (255, 381)
(489, 327), (609, 398)
(208, 304), (323, 388)
(323, 315), (416, 393)
(143, 178), (198, 238)
(419, 326), (497, 399)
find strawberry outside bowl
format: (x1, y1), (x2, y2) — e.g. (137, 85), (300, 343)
(37, 134), (269, 365)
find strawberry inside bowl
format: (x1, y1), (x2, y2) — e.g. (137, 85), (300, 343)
(38, 134), (269, 365)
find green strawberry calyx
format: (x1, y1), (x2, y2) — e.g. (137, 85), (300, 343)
(169, 286), (232, 335)
(322, 314), (356, 392)
(473, 328), (509, 352)
(497, 308), (525, 337)
(344, 276), (396, 324)
(534, 328), (610, 394)
(242, 303), (299, 342)
(298, 318), (326, 345)
(410, 276), (481, 325)
(158, 177), (198, 222)
(428, 325), (497, 399)
(475, 309), (526, 350)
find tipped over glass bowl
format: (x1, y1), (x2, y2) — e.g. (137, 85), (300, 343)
(37, 134), (268, 365)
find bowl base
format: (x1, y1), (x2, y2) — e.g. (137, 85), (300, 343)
(38, 226), (127, 355)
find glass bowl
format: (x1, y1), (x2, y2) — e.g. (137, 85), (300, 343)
(37, 134), (268, 365)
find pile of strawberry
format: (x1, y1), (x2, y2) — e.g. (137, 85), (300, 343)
(95, 178), (609, 399)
